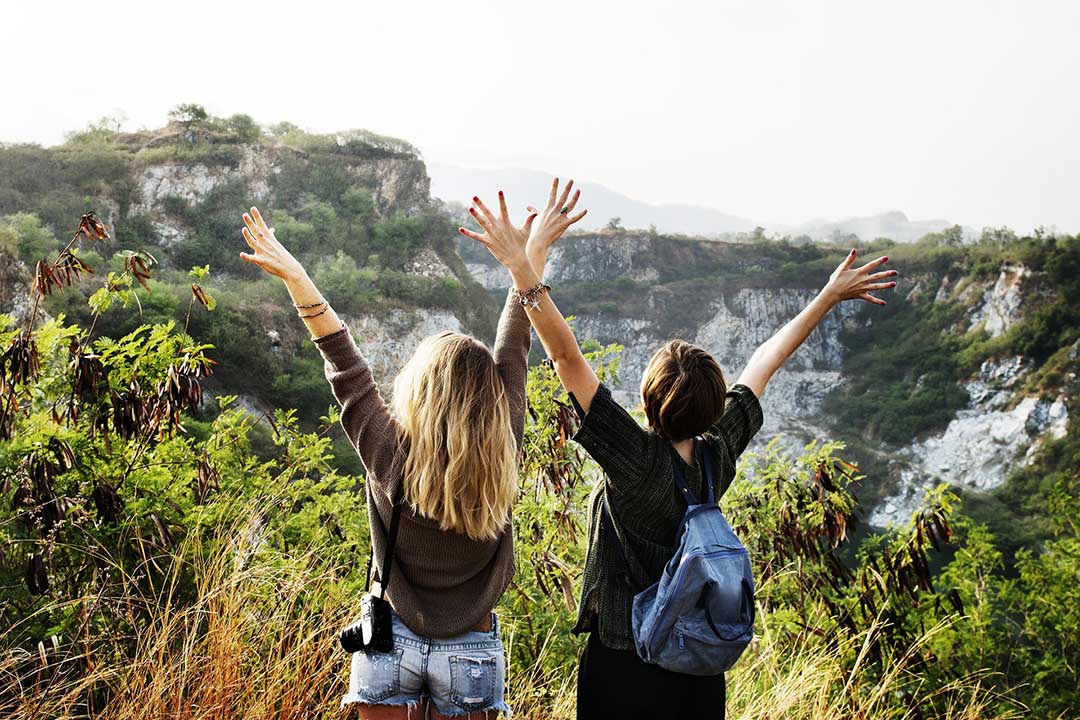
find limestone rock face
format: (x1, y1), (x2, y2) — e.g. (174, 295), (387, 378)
(968, 263), (1032, 337)
(464, 233), (1070, 527)
(546, 234), (660, 282)
(344, 309), (463, 385)
(132, 146), (275, 215)
(128, 144), (430, 250)
(406, 249), (454, 279)
(0, 248), (33, 324)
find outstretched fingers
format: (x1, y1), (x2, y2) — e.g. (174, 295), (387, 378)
(567, 208), (588, 225)
(555, 179), (575, 211)
(860, 292), (887, 305)
(458, 226), (487, 244)
(250, 207), (271, 235)
(242, 212), (261, 239)
(564, 188), (581, 214)
(856, 255), (890, 274)
(864, 280), (897, 291)
(468, 206), (492, 231)
(840, 248), (858, 271)
(497, 190), (509, 221)
(241, 227), (259, 250)
(472, 195), (497, 226)
(520, 211), (538, 237)
(548, 178), (559, 209)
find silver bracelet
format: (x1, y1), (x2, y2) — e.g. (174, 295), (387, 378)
(513, 282), (551, 311)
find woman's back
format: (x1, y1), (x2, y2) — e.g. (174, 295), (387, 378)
(566, 381), (764, 650)
(313, 290), (531, 638)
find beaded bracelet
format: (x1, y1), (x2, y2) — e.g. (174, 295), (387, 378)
(513, 282), (552, 311)
(294, 299), (327, 309)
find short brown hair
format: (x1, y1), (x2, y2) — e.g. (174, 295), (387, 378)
(639, 340), (727, 441)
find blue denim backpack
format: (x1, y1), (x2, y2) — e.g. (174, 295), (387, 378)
(602, 438), (755, 676)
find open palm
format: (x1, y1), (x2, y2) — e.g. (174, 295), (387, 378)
(239, 206), (305, 281)
(526, 178), (588, 259)
(825, 249), (898, 305)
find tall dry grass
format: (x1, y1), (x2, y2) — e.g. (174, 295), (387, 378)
(2, 509), (1022, 720)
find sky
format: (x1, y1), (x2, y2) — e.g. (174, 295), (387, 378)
(4, 0), (1079, 233)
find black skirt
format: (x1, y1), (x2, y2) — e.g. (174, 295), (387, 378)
(576, 631), (726, 720)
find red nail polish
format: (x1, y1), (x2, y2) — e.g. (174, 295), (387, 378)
(883, 256), (889, 261)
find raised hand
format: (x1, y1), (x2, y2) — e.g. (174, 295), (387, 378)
(240, 206), (305, 281)
(525, 178), (588, 264)
(458, 192), (537, 272)
(823, 249), (898, 306)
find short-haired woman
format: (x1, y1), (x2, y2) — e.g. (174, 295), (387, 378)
(461, 181), (897, 719)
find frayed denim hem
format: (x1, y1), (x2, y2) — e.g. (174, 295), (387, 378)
(431, 700), (512, 718)
(340, 692), (423, 710)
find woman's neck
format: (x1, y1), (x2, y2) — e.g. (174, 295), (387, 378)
(672, 437), (695, 466)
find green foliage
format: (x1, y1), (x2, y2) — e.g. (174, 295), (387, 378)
(168, 102), (210, 127)
(826, 292), (970, 443)
(0, 212), (56, 265)
(370, 212), (429, 268)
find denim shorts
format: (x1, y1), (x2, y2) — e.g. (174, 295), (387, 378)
(341, 609), (510, 717)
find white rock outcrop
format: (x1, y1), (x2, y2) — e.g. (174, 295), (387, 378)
(968, 263), (1032, 337)
(869, 355), (1069, 526)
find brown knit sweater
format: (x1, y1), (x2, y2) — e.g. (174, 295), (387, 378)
(312, 290), (530, 638)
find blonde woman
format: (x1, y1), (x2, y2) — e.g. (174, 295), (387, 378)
(238, 199), (583, 719)
(463, 180), (896, 719)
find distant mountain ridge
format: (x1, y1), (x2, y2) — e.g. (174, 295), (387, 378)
(427, 163), (756, 236)
(428, 163), (959, 243)
(780, 210), (960, 244)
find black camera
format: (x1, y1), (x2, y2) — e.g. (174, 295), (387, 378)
(339, 592), (394, 654)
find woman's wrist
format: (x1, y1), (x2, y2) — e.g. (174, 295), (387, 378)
(506, 255), (537, 284)
(819, 285), (842, 307)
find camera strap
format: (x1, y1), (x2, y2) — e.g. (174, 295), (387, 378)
(365, 480), (405, 600)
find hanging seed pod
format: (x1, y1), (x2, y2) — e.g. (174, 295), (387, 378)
(0, 330), (40, 390)
(92, 479), (123, 525)
(53, 250), (95, 290)
(150, 513), (176, 549)
(77, 213), (110, 242)
(25, 553), (49, 595)
(68, 338), (107, 421)
(123, 250), (156, 291)
(192, 453), (220, 505)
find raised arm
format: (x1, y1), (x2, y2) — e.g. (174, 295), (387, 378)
(735, 248), (898, 398)
(459, 180), (601, 411)
(239, 206), (400, 483)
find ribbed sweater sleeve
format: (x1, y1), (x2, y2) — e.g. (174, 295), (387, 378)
(312, 323), (401, 494)
(492, 289), (532, 449)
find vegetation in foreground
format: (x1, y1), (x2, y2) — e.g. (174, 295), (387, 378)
(1, 213), (1078, 719)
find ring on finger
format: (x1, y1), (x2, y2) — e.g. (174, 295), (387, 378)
(560, 206), (569, 214)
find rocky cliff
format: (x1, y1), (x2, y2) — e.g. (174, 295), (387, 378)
(467, 235), (1071, 526)
(0, 122), (1071, 529)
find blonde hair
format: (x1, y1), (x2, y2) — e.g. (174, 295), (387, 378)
(391, 332), (518, 541)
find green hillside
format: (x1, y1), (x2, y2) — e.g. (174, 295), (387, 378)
(1, 108), (1078, 718)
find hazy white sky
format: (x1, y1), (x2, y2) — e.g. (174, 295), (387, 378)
(4, 0), (1078, 232)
